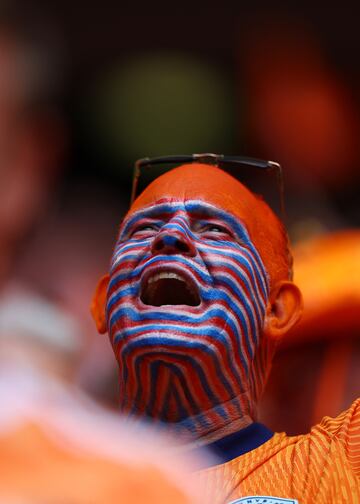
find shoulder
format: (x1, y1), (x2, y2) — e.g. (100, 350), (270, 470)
(318, 398), (360, 437)
(315, 398), (360, 476)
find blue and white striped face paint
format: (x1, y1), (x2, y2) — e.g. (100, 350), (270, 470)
(106, 200), (270, 439)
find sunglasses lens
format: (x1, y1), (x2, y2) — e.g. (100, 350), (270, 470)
(221, 163), (282, 216)
(134, 162), (181, 199)
(132, 156), (284, 219)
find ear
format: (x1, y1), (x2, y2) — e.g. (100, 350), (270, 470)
(263, 281), (303, 341)
(90, 274), (110, 334)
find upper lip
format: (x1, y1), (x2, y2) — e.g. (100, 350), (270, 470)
(139, 265), (201, 307)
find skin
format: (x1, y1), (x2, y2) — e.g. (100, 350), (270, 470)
(92, 164), (303, 443)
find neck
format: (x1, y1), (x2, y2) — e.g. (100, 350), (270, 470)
(118, 364), (256, 445)
(169, 395), (255, 446)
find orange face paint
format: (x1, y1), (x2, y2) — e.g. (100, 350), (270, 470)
(129, 163), (291, 288)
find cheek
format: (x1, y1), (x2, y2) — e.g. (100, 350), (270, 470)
(106, 244), (150, 342)
(111, 240), (150, 275)
(201, 245), (266, 311)
(199, 243), (247, 282)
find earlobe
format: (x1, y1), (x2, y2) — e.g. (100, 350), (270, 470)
(90, 274), (110, 334)
(263, 281), (303, 341)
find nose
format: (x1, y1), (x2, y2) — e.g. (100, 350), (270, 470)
(151, 231), (196, 257)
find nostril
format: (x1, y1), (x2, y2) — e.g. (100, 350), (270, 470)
(176, 239), (190, 253)
(152, 234), (195, 256)
(153, 240), (164, 252)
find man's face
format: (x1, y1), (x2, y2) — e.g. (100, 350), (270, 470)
(106, 199), (270, 419)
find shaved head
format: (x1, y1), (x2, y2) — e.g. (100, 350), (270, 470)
(129, 163), (292, 289)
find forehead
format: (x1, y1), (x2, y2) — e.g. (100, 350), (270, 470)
(119, 199), (251, 242)
(124, 165), (289, 285)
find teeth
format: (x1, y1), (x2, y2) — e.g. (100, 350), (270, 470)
(148, 272), (186, 284)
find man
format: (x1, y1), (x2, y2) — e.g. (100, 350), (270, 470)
(92, 160), (360, 503)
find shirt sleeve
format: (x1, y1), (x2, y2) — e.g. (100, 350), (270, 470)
(319, 398), (360, 477)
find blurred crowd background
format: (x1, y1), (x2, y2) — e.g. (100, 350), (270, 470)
(0, 3), (359, 494)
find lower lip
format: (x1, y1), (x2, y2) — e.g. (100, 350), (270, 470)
(137, 298), (204, 311)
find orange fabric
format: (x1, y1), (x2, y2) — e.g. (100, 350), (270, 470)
(197, 398), (360, 503)
(0, 421), (195, 504)
(129, 163), (291, 288)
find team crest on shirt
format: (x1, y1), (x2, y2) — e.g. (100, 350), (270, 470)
(228, 497), (298, 504)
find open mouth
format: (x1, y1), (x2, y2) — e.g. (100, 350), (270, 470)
(140, 270), (201, 307)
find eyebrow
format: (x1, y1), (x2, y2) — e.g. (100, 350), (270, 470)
(185, 202), (251, 244)
(120, 200), (251, 244)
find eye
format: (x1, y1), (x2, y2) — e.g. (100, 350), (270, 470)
(197, 223), (234, 239)
(130, 223), (159, 237)
(204, 225), (229, 233)
(202, 223), (231, 234)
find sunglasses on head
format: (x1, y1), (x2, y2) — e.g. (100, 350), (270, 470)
(131, 153), (285, 220)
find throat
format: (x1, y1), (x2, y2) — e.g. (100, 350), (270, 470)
(118, 363), (255, 444)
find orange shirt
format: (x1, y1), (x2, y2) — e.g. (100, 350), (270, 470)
(0, 367), (202, 504)
(197, 398), (360, 503)
(0, 422), (195, 504)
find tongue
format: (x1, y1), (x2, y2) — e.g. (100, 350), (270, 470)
(141, 278), (199, 306)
